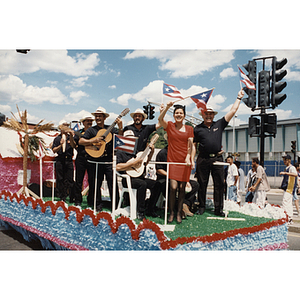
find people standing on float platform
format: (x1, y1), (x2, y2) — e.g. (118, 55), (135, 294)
(52, 120), (76, 202)
(158, 102), (195, 224)
(79, 107), (123, 212)
(123, 108), (161, 152)
(73, 114), (94, 207)
(193, 89), (244, 217)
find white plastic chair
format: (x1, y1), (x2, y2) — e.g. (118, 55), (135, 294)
(115, 172), (137, 220)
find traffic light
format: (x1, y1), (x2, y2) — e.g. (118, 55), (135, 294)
(271, 57), (288, 108)
(242, 60), (257, 110)
(263, 113), (277, 136)
(291, 140), (296, 153)
(258, 70), (270, 107)
(149, 105), (155, 119)
(143, 105), (149, 118)
(248, 116), (260, 137)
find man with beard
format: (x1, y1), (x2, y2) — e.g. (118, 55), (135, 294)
(123, 108), (161, 153)
(79, 107), (123, 212)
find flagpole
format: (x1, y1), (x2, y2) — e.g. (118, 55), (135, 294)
(39, 156), (43, 200)
(162, 82), (164, 104)
(112, 134), (117, 217)
(172, 96), (189, 104)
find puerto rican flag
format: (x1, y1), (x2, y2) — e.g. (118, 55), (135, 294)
(114, 134), (138, 154)
(238, 66), (256, 90)
(190, 88), (214, 112)
(72, 123), (80, 131)
(38, 140), (45, 159)
(163, 83), (184, 100)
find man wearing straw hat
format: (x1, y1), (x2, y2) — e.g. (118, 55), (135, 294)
(52, 120), (76, 202)
(73, 114), (94, 206)
(79, 107), (123, 212)
(123, 108), (161, 152)
(193, 89), (244, 217)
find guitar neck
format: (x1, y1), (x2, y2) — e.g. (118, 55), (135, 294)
(101, 109), (128, 139)
(102, 121), (117, 139)
(140, 146), (151, 161)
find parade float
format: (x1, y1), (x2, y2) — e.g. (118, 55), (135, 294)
(0, 108), (289, 251)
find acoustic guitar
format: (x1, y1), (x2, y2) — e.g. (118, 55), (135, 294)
(85, 108), (130, 158)
(126, 133), (159, 178)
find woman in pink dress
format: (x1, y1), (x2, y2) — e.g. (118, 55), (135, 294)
(158, 102), (195, 224)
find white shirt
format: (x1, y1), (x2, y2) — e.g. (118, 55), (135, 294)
(227, 163), (239, 186)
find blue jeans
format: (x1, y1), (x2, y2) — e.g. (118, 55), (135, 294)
(228, 185), (237, 202)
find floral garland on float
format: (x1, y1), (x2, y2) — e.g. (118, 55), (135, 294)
(0, 190), (288, 251)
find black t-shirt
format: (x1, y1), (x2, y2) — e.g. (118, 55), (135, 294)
(193, 117), (228, 155)
(155, 146), (168, 180)
(116, 150), (135, 174)
(74, 128), (86, 157)
(52, 134), (74, 159)
(123, 124), (156, 153)
(82, 124), (118, 161)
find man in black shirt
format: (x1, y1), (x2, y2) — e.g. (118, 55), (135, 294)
(116, 131), (161, 220)
(73, 115), (94, 206)
(79, 107), (123, 211)
(193, 89), (244, 216)
(52, 121), (76, 202)
(123, 108), (161, 152)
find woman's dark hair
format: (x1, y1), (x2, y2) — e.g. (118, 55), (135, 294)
(173, 104), (186, 116)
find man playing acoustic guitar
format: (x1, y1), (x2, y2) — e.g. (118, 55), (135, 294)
(79, 107), (123, 212)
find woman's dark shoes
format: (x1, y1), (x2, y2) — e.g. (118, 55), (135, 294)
(176, 214), (182, 224)
(168, 213), (174, 223)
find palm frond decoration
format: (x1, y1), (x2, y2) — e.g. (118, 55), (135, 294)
(3, 105), (55, 197)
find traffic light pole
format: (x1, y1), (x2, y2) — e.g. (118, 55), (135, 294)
(260, 108), (266, 167)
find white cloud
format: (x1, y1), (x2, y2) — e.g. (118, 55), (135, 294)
(0, 104), (11, 114)
(0, 75), (68, 104)
(0, 50), (100, 77)
(108, 85), (116, 89)
(46, 80), (58, 86)
(255, 50), (300, 81)
(110, 93), (132, 106)
(62, 110), (95, 124)
(274, 108), (293, 120)
(70, 76), (89, 87)
(124, 50), (235, 78)
(70, 91), (88, 103)
(220, 67), (237, 79)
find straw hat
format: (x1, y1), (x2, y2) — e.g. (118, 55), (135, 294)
(80, 114), (94, 123)
(91, 106), (110, 118)
(130, 108), (147, 119)
(59, 120), (70, 126)
(123, 130), (135, 137)
(199, 105), (218, 117)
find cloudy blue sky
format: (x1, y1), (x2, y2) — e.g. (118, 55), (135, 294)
(1, 49), (299, 128)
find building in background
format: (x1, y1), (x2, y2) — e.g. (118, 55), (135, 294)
(222, 118), (300, 179)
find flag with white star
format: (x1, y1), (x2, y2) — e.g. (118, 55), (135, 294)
(114, 134), (138, 154)
(190, 88), (214, 112)
(163, 83), (184, 100)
